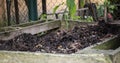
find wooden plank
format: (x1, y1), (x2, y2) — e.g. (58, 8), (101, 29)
(0, 21), (61, 40)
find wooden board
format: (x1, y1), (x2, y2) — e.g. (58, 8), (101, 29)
(0, 21), (61, 40)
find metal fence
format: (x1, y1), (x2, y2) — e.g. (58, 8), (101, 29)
(0, 0), (120, 26)
(1, 0), (81, 25)
(10, 0), (28, 23)
(37, 0), (79, 19)
(0, 0), (6, 22)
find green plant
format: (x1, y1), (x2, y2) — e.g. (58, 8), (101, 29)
(86, 16), (93, 22)
(97, 5), (104, 17)
(39, 14), (47, 20)
(53, 0), (77, 29)
(80, 0), (85, 8)
(53, 0), (77, 20)
(62, 11), (70, 29)
(0, 21), (8, 27)
(97, 0), (117, 18)
(53, 2), (64, 14)
(66, 0), (76, 19)
(104, 0), (117, 13)
(53, 0), (94, 29)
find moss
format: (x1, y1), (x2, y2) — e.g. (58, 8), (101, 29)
(93, 37), (120, 50)
(16, 21), (43, 27)
(0, 27), (15, 32)
(14, 20), (53, 27)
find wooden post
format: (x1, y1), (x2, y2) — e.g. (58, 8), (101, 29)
(6, 0), (11, 26)
(28, 0), (38, 21)
(104, 6), (107, 22)
(14, 0), (19, 24)
(0, 0), (5, 27)
(42, 0), (47, 18)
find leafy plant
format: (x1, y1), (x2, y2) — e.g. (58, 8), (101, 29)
(53, 0), (94, 29)
(53, 2), (64, 14)
(104, 0), (117, 13)
(62, 9), (70, 29)
(86, 16), (93, 22)
(53, 0), (77, 29)
(53, 0), (77, 20)
(66, 0), (76, 19)
(97, 5), (104, 17)
(39, 14), (47, 20)
(97, 0), (117, 18)
(80, 0), (85, 8)
(0, 20), (8, 27)
(108, 5), (117, 13)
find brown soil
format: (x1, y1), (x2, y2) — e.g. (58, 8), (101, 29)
(0, 22), (119, 54)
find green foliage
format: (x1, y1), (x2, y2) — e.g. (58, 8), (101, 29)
(53, 0), (77, 29)
(0, 21), (3, 28)
(53, 2), (64, 14)
(66, 0), (76, 19)
(97, 5), (104, 17)
(108, 0), (119, 4)
(62, 13), (69, 29)
(108, 5), (117, 13)
(39, 14), (47, 20)
(80, 0), (85, 8)
(53, 0), (94, 28)
(80, 16), (93, 22)
(0, 21), (7, 27)
(104, 0), (117, 13)
(97, 0), (117, 17)
(62, 13), (69, 20)
(104, 0), (110, 6)
(53, 0), (80, 20)
(86, 16), (93, 22)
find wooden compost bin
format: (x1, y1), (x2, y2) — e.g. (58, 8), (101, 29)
(0, 20), (61, 40)
(0, 20), (120, 63)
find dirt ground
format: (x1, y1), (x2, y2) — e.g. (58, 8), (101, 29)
(0, 21), (119, 54)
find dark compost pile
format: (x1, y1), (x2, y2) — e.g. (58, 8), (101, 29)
(0, 22), (119, 54)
